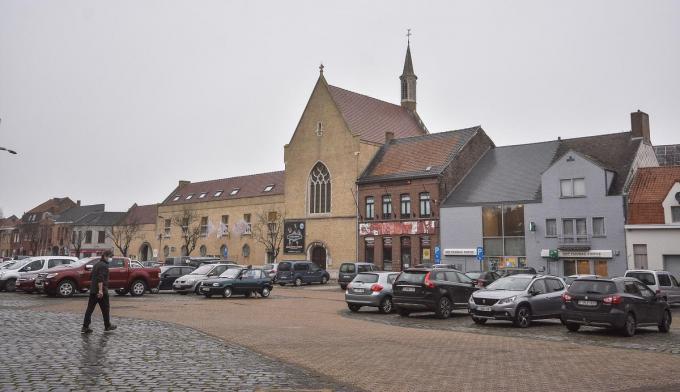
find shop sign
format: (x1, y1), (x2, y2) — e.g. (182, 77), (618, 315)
(359, 220), (436, 236)
(383, 237), (393, 247)
(365, 237), (375, 248)
(284, 221), (305, 254)
(443, 248), (476, 256)
(420, 236), (431, 246)
(540, 249), (613, 259)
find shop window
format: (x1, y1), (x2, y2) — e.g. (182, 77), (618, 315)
(400, 237), (411, 269)
(383, 237), (392, 271)
(594, 260), (608, 277)
(364, 237), (374, 263)
(420, 236), (431, 261)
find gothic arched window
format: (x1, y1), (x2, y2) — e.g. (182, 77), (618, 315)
(309, 162), (331, 214)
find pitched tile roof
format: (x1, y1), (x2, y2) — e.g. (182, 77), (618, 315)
(162, 171), (285, 206)
(655, 144), (680, 166)
(627, 166), (680, 224)
(327, 85), (427, 144)
(359, 127), (481, 183)
(24, 198), (75, 221)
(443, 140), (560, 206)
(0, 216), (19, 229)
(121, 204), (157, 225)
(75, 211), (127, 227)
(54, 204), (105, 224)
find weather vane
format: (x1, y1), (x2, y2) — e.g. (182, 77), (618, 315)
(406, 28), (412, 44)
(319, 62), (324, 74)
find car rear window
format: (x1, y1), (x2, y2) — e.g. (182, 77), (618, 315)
(569, 280), (617, 295)
(353, 273), (378, 283)
(658, 274), (672, 287)
(278, 262), (292, 272)
(625, 272), (655, 286)
(486, 276), (533, 291)
(396, 271), (427, 284)
(340, 264), (356, 273)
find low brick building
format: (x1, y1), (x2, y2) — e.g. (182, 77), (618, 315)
(357, 127), (494, 271)
(0, 216), (19, 258)
(13, 198), (76, 256)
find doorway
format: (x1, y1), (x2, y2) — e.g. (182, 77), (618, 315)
(140, 243), (152, 261)
(310, 245), (327, 269)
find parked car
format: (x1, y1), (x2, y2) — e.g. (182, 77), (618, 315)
(345, 271), (400, 313)
(200, 267), (273, 298)
(276, 261), (330, 286)
(465, 271), (501, 288)
(468, 274), (566, 328)
(561, 277), (672, 336)
(393, 267), (477, 319)
(158, 265), (196, 290)
(338, 262), (378, 289)
(0, 256), (78, 292)
(16, 272), (40, 293)
(0, 260), (17, 269)
(138, 261), (162, 268)
(173, 263), (238, 294)
(564, 274), (600, 287)
(496, 267), (537, 278)
(624, 270), (680, 305)
(36, 257), (160, 297)
(262, 263), (279, 282)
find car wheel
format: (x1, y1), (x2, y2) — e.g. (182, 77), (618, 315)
(5, 279), (16, 292)
(348, 304), (361, 312)
(129, 280), (147, 297)
(659, 310), (672, 333)
(379, 297), (394, 314)
(565, 322), (581, 332)
(294, 278), (302, 287)
(194, 284), (202, 295)
(115, 288), (129, 296)
(56, 280), (76, 298)
(398, 309), (411, 317)
(204, 293), (212, 298)
(435, 296), (452, 319)
(472, 316), (487, 325)
(621, 313), (636, 337)
(279, 283), (286, 287)
(260, 287), (271, 298)
(321, 276), (328, 284)
(222, 287), (232, 298)
(513, 305), (532, 328)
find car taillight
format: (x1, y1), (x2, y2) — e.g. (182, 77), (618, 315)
(561, 293), (572, 302)
(370, 283), (383, 292)
(476, 279), (486, 288)
(347, 283), (352, 290)
(424, 272), (435, 289)
(603, 295), (622, 305)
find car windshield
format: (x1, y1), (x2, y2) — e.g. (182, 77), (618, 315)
(6, 261), (28, 270)
(466, 272), (482, 279)
(1, 262), (16, 269)
(340, 264), (356, 273)
(625, 272), (655, 286)
(191, 265), (214, 275)
(486, 276), (533, 291)
(569, 280), (617, 295)
(353, 273), (378, 284)
(219, 268), (241, 279)
(396, 271), (427, 284)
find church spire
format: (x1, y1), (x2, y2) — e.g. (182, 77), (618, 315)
(400, 29), (417, 112)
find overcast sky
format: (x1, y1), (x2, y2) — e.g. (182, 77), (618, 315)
(1, 0), (679, 218)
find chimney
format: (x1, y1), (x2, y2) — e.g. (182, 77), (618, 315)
(631, 110), (650, 143)
(76, 200), (81, 206)
(385, 131), (395, 143)
(178, 180), (190, 188)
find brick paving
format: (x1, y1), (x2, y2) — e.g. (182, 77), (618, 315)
(6, 288), (680, 391)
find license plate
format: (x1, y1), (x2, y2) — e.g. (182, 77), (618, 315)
(200, 287), (209, 292)
(578, 300), (597, 306)
(477, 305), (492, 312)
(402, 287), (415, 292)
(353, 288), (364, 293)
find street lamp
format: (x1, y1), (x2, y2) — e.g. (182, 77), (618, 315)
(158, 215), (166, 263)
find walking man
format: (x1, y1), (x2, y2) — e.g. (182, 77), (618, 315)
(82, 250), (117, 334)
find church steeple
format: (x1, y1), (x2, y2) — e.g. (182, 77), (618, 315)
(400, 30), (417, 112)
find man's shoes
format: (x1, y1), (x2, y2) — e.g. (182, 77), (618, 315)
(81, 327), (93, 334)
(104, 324), (117, 332)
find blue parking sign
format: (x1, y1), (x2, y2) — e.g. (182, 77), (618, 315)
(434, 246), (441, 264)
(476, 247), (484, 261)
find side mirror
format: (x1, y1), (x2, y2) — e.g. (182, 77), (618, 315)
(529, 289), (538, 296)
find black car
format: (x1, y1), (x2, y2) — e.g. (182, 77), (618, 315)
(561, 277), (672, 337)
(465, 271), (501, 288)
(276, 261), (330, 286)
(158, 266), (195, 290)
(392, 268), (478, 319)
(496, 267), (537, 278)
(338, 262), (378, 289)
(200, 267), (273, 298)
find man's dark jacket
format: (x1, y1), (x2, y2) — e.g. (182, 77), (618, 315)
(90, 259), (110, 294)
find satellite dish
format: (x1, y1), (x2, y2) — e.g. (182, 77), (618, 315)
(675, 192), (680, 203)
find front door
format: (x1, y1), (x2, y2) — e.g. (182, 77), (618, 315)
(311, 246), (326, 270)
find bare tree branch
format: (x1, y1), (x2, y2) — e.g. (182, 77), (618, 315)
(250, 209), (285, 262)
(171, 207), (202, 256)
(69, 229), (84, 258)
(108, 218), (141, 257)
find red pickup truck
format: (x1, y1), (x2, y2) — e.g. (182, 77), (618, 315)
(35, 257), (160, 298)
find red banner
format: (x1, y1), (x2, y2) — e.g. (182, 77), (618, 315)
(359, 221), (436, 236)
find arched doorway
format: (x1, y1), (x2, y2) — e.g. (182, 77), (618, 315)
(308, 243), (327, 270)
(139, 243), (152, 261)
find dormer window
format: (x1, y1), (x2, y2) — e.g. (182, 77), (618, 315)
(230, 188), (240, 196)
(315, 121), (324, 137)
(172, 195), (181, 201)
(198, 192), (207, 199)
(263, 184), (274, 192)
(214, 190), (223, 197)
(185, 194), (194, 200)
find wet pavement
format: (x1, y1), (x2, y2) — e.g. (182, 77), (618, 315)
(343, 305), (680, 357)
(0, 295), (354, 392)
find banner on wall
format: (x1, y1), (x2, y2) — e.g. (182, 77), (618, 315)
(283, 220), (306, 254)
(359, 221), (436, 236)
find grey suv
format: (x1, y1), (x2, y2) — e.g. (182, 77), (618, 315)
(468, 274), (566, 328)
(338, 262), (378, 289)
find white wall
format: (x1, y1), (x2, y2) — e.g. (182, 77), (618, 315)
(625, 226), (680, 270)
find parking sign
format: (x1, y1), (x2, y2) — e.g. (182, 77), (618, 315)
(476, 247), (484, 261)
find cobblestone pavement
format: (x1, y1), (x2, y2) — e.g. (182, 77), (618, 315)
(6, 289), (680, 391)
(0, 295), (353, 392)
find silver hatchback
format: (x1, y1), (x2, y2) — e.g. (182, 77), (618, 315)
(468, 274), (566, 328)
(345, 272), (400, 313)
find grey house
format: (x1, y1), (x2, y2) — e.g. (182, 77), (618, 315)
(440, 111), (658, 277)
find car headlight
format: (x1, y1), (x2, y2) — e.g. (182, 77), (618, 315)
(212, 283), (219, 287)
(497, 296), (517, 305)
(46, 273), (58, 279)
(469, 295), (475, 304)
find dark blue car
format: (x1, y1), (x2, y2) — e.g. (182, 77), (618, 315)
(276, 261), (329, 287)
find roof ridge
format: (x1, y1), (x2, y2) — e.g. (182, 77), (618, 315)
(327, 84), (403, 110)
(390, 126), (480, 143)
(181, 170), (285, 187)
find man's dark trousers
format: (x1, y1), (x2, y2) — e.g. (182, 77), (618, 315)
(83, 292), (111, 328)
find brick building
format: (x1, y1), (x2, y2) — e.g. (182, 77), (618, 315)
(13, 198), (76, 256)
(0, 216), (19, 258)
(357, 127), (494, 271)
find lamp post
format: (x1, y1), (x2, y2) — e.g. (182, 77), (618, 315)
(158, 215), (165, 263)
